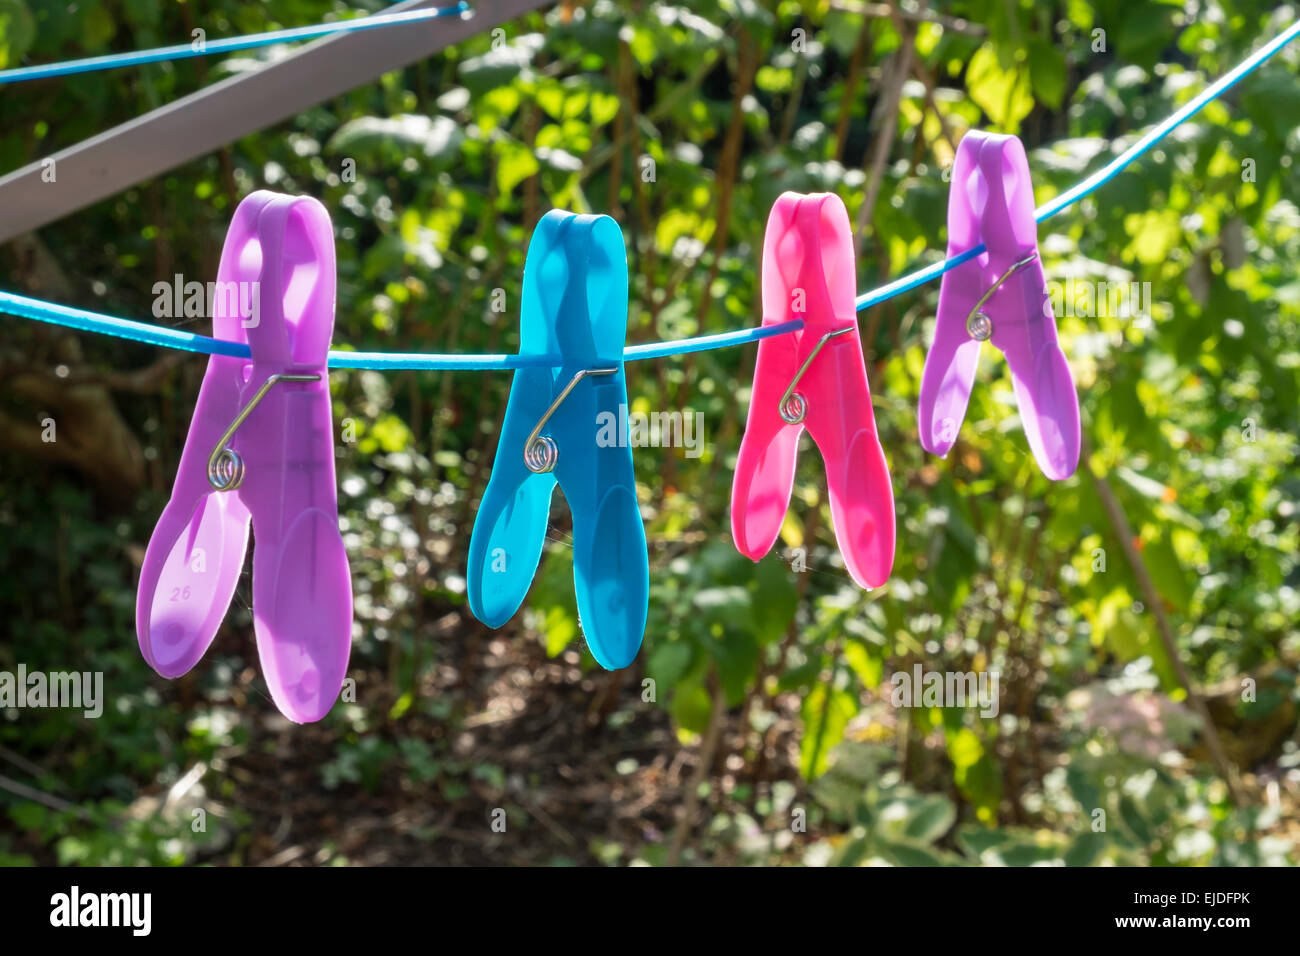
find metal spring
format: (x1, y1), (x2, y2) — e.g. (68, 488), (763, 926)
(523, 435), (559, 473)
(205, 372), (321, 493)
(520, 366), (618, 475)
(963, 251), (1039, 342)
(779, 392), (807, 424)
(775, 326), (852, 425)
(207, 447), (245, 491)
(967, 310), (994, 341)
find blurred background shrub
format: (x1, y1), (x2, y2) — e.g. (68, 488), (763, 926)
(0, 0), (1296, 866)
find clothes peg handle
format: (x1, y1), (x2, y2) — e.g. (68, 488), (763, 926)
(135, 192), (275, 678)
(137, 191), (352, 724)
(551, 364), (647, 670)
(236, 195), (352, 723)
(466, 210), (647, 670)
(467, 366), (557, 628)
(732, 192), (895, 590)
(921, 131), (1080, 480)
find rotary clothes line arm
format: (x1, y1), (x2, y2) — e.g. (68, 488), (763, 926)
(0, 0), (550, 245)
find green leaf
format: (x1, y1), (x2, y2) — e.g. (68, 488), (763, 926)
(360, 414), (413, 454)
(967, 44), (1034, 131)
(946, 726), (1002, 821)
(0, 0), (35, 69)
(955, 826), (1063, 865)
(903, 794), (957, 844)
(843, 640), (883, 690)
(647, 640), (693, 691)
(81, 3), (115, 50)
(1241, 71), (1300, 143)
(458, 35), (543, 93)
(671, 680), (713, 735)
(1119, 794), (1153, 846)
(589, 91), (620, 127)
(719, 0), (775, 34)
(946, 726), (983, 771)
(543, 604), (578, 657)
(876, 840), (953, 867)
(800, 686), (857, 780)
(1064, 831), (1107, 867)
(1095, 588), (1178, 691)
(955, 825), (1014, 861)
(122, 0), (162, 29)
(1115, 465), (1168, 501)
(832, 833), (873, 867)
(388, 691), (414, 722)
(624, 25), (656, 68)
(535, 82), (566, 120)
(1066, 763), (1102, 815)
(1028, 38), (1066, 109)
(709, 630), (760, 705)
(531, 548), (581, 658)
(693, 585), (751, 621)
(1115, 5), (1173, 69)
(996, 842), (1064, 866)
(496, 140), (541, 195)
(1123, 210), (1182, 265)
(1142, 532), (1193, 611)
(328, 115), (462, 164)
(749, 558), (797, 645)
(7, 801), (46, 832)
(777, 656), (823, 693)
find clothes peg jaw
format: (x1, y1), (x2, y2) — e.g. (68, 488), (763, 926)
(731, 192), (896, 590)
(467, 211), (648, 671)
(237, 196), (351, 724)
(136, 191), (352, 724)
(919, 131), (1080, 481)
(136, 191), (274, 681)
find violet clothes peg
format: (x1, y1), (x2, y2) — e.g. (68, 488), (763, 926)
(136, 191), (352, 724)
(918, 131), (1081, 480)
(731, 192), (896, 589)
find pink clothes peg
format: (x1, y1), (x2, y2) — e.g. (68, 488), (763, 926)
(919, 130), (1080, 480)
(731, 192), (895, 589)
(136, 190), (352, 724)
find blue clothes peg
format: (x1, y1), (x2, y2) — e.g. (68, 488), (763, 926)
(466, 210), (648, 670)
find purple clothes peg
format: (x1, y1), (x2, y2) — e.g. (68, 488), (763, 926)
(136, 190), (352, 724)
(918, 131), (1080, 480)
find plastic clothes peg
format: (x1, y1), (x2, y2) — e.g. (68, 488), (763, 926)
(731, 192), (895, 590)
(918, 130), (1080, 480)
(466, 210), (647, 670)
(136, 190), (352, 723)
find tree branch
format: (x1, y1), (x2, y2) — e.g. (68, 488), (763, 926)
(1081, 435), (1244, 806)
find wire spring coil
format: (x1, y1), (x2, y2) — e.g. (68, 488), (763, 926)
(207, 447), (245, 490)
(779, 393), (808, 424)
(523, 435), (559, 473)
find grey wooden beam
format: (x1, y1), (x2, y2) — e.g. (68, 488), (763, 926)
(0, 0), (550, 243)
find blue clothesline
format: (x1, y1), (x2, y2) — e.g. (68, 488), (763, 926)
(855, 14), (1300, 312)
(1, 14), (1297, 369)
(0, 3), (472, 85)
(0, 289), (804, 369)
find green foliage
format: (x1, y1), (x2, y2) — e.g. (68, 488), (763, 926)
(0, 0), (1297, 866)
